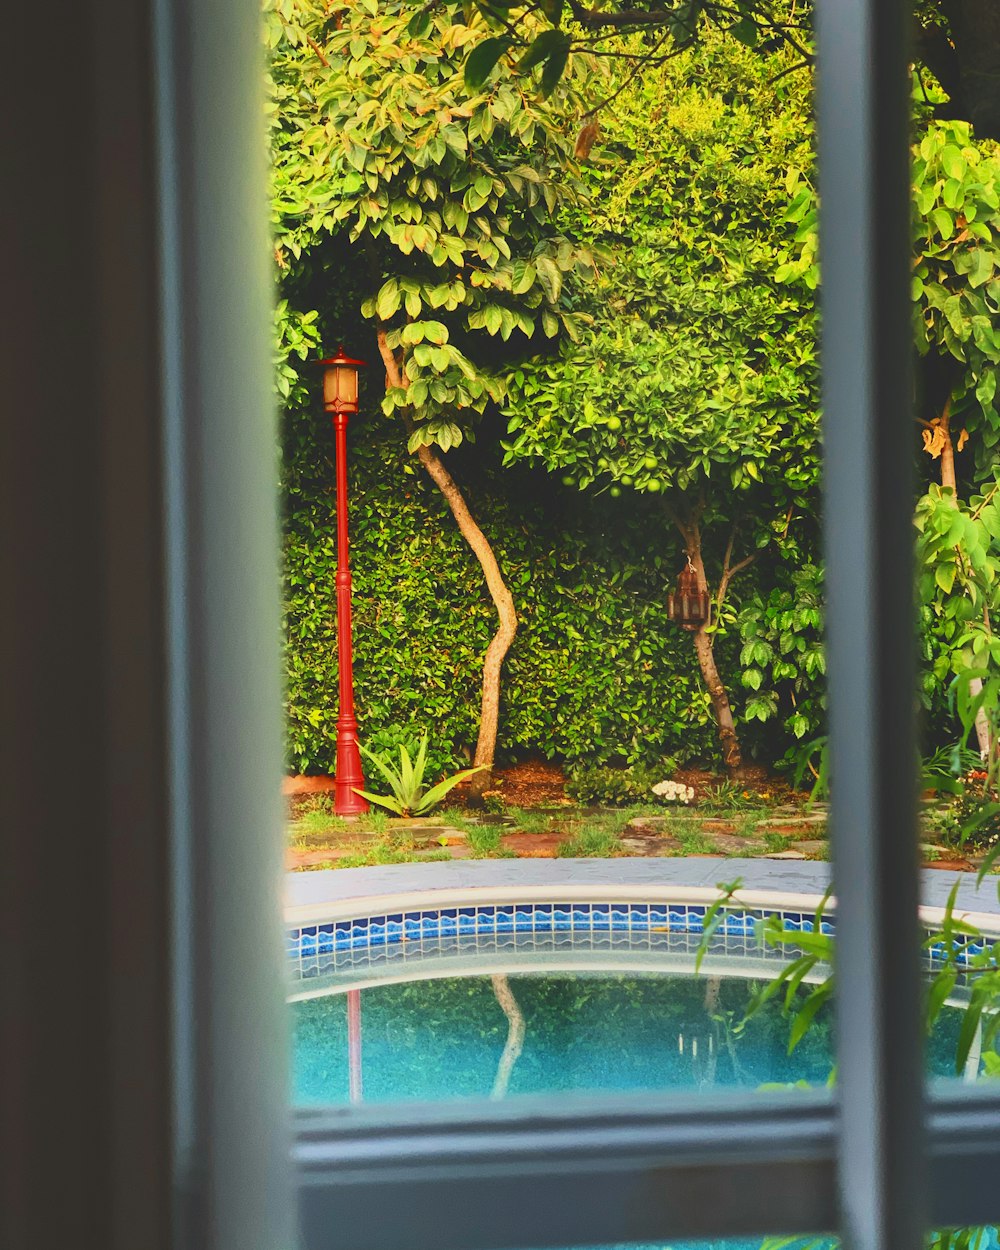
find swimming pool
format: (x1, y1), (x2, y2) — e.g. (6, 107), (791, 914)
(287, 866), (1000, 1250)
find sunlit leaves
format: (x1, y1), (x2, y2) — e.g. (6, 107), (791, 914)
(269, 0), (594, 454)
(779, 120), (1000, 476)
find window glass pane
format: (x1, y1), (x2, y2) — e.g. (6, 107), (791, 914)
(905, 0), (1000, 1094)
(278, 0), (835, 1116)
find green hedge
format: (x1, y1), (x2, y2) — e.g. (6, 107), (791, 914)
(281, 396), (776, 776)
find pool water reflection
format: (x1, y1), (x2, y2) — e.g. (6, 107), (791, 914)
(291, 971), (965, 1106)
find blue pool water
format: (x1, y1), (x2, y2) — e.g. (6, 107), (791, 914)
(291, 965), (990, 1250)
(292, 970), (965, 1106)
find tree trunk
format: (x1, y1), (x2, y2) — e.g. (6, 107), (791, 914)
(692, 618), (743, 774)
(934, 400), (992, 759)
(375, 325), (517, 795)
(490, 974), (525, 1099)
(673, 514), (744, 775)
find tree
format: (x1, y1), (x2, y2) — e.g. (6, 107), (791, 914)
(501, 32), (821, 773)
(779, 118), (1000, 755)
(269, 0), (596, 793)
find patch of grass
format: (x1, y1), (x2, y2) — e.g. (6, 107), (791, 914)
(436, 807), (479, 833)
(468, 824), (506, 858)
(557, 823), (623, 858)
(699, 780), (773, 815)
(673, 825), (716, 854)
(762, 830), (794, 854)
(507, 808), (555, 834)
(357, 809), (391, 837)
(295, 792), (335, 816)
(632, 812), (702, 841)
(292, 805), (350, 840)
(289, 795), (397, 848)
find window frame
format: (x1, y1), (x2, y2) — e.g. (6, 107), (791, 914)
(281, 0), (1000, 1238)
(10, 0), (998, 1247)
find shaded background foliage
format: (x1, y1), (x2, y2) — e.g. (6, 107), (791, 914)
(282, 370), (780, 775)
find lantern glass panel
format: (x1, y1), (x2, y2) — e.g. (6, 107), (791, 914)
(323, 363), (359, 411)
(336, 363), (358, 409)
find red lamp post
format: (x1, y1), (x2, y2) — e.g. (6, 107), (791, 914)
(317, 348), (369, 816)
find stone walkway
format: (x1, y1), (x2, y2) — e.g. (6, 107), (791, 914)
(287, 798), (985, 874)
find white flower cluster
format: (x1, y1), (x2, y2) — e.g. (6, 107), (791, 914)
(651, 779), (695, 804)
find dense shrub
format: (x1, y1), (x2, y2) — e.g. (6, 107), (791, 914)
(565, 764), (673, 807)
(281, 400), (776, 775)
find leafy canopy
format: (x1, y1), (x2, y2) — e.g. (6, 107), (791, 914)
(269, 0), (600, 453)
(502, 31), (820, 512)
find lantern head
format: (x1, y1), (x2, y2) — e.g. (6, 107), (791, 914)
(316, 347), (366, 414)
(668, 561), (711, 631)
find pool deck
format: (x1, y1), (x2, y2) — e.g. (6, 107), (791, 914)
(286, 857), (1000, 925)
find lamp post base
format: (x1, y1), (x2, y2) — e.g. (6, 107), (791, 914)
(334, 728), (369, 817)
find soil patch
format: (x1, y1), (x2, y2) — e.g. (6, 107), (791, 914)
(461, 758), (569, 808)
(500, 832), (563, 858)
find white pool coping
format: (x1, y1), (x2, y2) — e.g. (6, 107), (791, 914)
(284, 857), (1000, 936)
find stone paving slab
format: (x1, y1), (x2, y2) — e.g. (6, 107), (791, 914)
(702, 833), (768, 855)
(620, 836), (682, 857)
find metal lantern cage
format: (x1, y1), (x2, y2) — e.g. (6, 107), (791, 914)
(667, 561), (711, 631)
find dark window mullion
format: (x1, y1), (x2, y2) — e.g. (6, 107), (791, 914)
(814, 2), (925, 1250)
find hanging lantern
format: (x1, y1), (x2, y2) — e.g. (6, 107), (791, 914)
(668, 561), (710, 631)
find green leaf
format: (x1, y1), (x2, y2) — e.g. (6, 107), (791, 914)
(540, 37), (571, 97)
(969, 248), (995, 290)
(534, 255), (562, 303)
(375, 282), (401, 320)
(925, 966), (956, 1029)
(935, 562), (956, 595)
(414, 765), (488, 815)
(955, 989), (986, 1074)
(512, 260), (536, 294)
(406, 9), (431, 37)
(464, 37), (512, 91)
(359, 742), (404, 792)
(399, 741), (414, 797)
(788, 984), (831, 1053)
(352, 788), (404, 816)
(931, 207), (954, 240)
(517, 29), (569, 73)
(729, 16), (758, 46)
(940, 145), (967, 181)
(942, 178), (964, 211)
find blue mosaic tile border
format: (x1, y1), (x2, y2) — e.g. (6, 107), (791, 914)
(287, 902), (835, 961)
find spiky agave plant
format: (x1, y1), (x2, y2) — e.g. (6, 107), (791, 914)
(354, 734), (485, 817)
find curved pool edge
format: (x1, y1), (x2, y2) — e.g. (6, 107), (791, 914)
(285, 856), (1000, 934)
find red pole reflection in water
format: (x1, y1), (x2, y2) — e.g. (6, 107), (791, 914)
(347, 988), (362, 1104)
